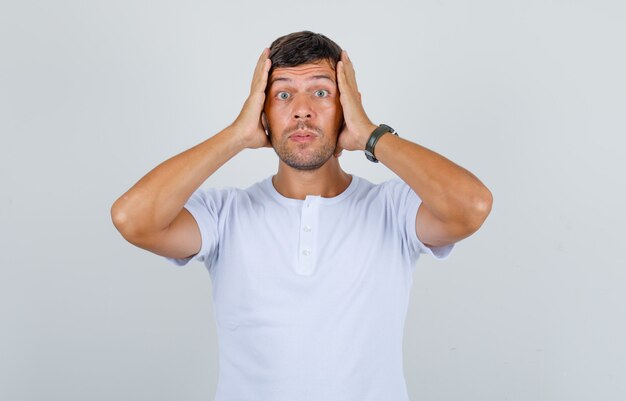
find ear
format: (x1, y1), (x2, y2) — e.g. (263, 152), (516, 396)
(261, 112), (268, 132)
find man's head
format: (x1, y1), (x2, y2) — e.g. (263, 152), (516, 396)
(263, 31), (344, 171)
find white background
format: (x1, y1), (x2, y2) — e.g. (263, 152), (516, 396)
(1, 0), (624, 400)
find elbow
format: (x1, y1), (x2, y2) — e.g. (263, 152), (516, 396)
(111, 200), (130, 236)
(110, 200), (127, 233)
(110, 198), (142, 243)
(110, 197), (163, 248)
(468, 187), (493, 231)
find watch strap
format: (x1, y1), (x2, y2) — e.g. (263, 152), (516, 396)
(365, 124), (397, 163)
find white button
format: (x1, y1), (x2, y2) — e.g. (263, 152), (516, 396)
(302, 249), (311, 256)
(303, 225), (312, 232)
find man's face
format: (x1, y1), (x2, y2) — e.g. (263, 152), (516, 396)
(263, 59), (344, 170)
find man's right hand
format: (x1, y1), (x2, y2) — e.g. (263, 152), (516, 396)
(111, 48), (275, 262)
(231, 48), (273, 149)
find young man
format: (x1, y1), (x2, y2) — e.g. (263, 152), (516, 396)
(111, 31), (492, 401)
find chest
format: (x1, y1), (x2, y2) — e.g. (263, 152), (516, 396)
(208, 197), (413, 331)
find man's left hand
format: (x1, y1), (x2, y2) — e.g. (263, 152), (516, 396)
(335, 50), (377, 158)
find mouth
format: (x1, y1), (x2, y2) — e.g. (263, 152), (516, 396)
(289, 130), (318, 142)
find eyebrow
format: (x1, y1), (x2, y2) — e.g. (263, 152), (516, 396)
(269, 74), (335, 86)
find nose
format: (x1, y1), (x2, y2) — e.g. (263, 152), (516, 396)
(292, 95), (314, 120)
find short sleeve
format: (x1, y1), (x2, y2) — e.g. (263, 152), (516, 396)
(165, 187), (230, 267)
(384, 179), (455, 260)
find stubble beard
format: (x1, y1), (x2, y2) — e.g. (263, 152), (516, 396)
(267, 122), (337, 171)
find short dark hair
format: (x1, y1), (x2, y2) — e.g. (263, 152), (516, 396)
(268, 31), (342, 76)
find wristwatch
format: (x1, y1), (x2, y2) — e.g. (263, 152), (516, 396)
(364, 124), (398, 163)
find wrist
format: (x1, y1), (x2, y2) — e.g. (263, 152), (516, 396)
(364, 123), (397, 163)
(359, 123), (379, 150)
(224, 123), (251, 152)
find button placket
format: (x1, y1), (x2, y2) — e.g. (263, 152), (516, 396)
(296, 196), (320, 275)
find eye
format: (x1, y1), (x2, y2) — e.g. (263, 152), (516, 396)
(314, 89), (329, 97)
(277, 92), (290, 100)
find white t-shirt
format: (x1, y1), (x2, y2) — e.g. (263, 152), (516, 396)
(166, 174), (454, 401)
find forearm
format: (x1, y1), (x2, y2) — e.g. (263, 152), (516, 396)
(374, 132), (492, 227)
(111, 125), (245, 237)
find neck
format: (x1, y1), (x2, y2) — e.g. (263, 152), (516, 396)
(272, 157), (352, 200)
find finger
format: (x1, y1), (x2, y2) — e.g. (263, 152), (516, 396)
(342, 50), (359, 92)
(336, 60), (349, 95)
(334, 144), (343, 158)
(258, 47), (269, 62)
(337, 54), (355, 95)
(251, 48), (271, 93)
(258, 57), (271, 90)
(251, 49), (266, 87)
(336, 60), (344, 88)
(254, 48), (269, 75)
(336, 60), (360, 112)
(257, 49), (271, 82)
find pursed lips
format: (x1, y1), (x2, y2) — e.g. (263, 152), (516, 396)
(289, 130), (318, 139)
